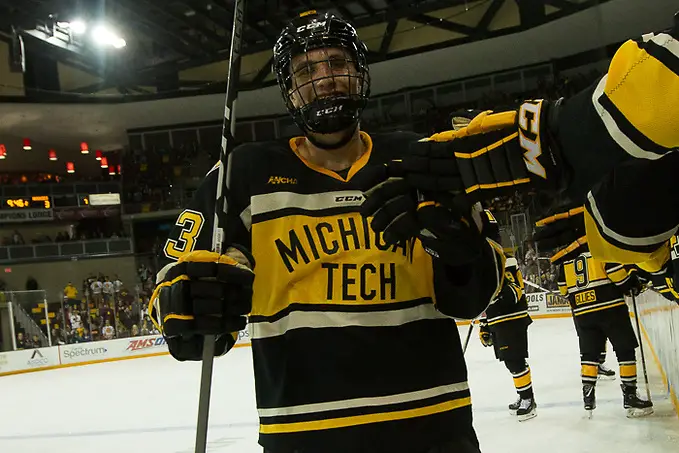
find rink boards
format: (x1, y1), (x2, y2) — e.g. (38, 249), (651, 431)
(0, 290), (676, 419)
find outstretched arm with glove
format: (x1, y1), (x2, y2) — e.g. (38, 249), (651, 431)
(376, 19), (679, 265)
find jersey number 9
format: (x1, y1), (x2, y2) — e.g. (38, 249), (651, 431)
(574, 256), (589, 288)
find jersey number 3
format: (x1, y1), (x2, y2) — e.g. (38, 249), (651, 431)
(164, 210), (205, 260)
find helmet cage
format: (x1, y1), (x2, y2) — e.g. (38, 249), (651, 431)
(273, 13), (371, 135)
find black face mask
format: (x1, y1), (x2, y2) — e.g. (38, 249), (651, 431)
(273, 13), (371, 143)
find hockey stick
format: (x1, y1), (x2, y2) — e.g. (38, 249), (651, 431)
(462, 321), (475, 354)
(630, 293), (653, 403)
(196, 1), (246, 452)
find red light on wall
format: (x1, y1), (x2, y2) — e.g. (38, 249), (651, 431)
(48, 149), (57, 161)
(23, 138), (31, 150)
(100, 156), (108, 168)
(80, 142), (89, 154)
(116, 164), (121, 175)
(95, 150), (103, 160)
(0, 144), (6, 159)
(108, 166), (116, 175)
(66, 162), (75, 173)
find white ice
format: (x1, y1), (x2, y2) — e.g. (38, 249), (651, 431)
(1, 318), (677, 453)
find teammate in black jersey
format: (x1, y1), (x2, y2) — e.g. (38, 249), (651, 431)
(151, 10), (506, 453)
(554, 243), (653, 418)
(477, 210), (537, 421)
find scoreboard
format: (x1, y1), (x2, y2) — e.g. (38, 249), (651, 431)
(2, 196), (52, 210)
(1, 193), (119, 210)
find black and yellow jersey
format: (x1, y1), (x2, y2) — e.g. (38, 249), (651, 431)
(156, 131), (505, 452)
(483, 256), (531, 327)
(554, 31), (679, 268)
(557, 248), (632, 317)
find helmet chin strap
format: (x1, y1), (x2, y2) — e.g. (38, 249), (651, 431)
(305, 123), (358, 150)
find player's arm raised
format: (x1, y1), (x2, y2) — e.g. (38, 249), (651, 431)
(150, 153), (254, 362)
(387, 20), (679, 264)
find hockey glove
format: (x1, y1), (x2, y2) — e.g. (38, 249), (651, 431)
(479, 320), (493, 347)
(668, 234), (679, 303)
(359, 177), (486, 267)
(624, 273), (644, 298)
(533, 205), (587, 264)
(384, 102), (565, 202)
(149, 247), (254, 361)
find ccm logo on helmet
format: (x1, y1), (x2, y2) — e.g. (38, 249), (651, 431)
(316, 105), (344, 117)
(297, 21), (326, 33)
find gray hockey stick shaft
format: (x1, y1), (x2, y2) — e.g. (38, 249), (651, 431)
(196, 1), (246, 452)
(462, 321), (475, 354)
(630, 293), (652, 402)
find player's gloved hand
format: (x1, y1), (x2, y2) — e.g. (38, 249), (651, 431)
(358, 177), (487, 267)
(668, 234), (679, 304)
(624, 273), (644, 298)
(478, 320), (493, 347)
(533, 205), (587, 264)
(149, 246), (255, 361)
(379, 102), (565, 202)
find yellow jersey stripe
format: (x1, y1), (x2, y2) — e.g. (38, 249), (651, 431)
(259, 396), (472, 434)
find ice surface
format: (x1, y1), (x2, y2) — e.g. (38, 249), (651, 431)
(1, 318), (677, 453)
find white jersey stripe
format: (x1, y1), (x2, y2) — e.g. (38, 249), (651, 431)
(250, 303), (448, 340)
(257, 381), (469, 418)
(251, 190), (364, 216)
(591, 75), (664, 161)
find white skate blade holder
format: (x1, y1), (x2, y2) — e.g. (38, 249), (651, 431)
(626, 406), (654, 418)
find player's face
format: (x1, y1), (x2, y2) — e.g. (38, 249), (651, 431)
(289, 47), (359, 109)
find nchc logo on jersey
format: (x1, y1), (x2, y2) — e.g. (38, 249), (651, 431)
(267, 176), (297, 185)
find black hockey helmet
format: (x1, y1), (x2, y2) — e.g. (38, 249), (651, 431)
(272, 10), (370, 141)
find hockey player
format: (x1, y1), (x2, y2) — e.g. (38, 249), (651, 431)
(533, 206), (679, 306)
(365, 14), (679, 271)
(151, 11), (505, 453)
(553, 241), (652, 418)
(477, 210), (537, 421)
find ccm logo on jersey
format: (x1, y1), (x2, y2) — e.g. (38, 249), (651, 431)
(297, 20), (326, 33)
(335, 195), (363, 202)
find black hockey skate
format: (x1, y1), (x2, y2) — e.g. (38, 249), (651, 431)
(516, 398), (537, 421)
(583, 384), (596, 418)
(508, 396), (521, 415)
(597, 363), (616, 380)
(622, 384), (654, 418)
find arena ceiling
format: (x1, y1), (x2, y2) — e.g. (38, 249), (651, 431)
(0, 0), (611, 97)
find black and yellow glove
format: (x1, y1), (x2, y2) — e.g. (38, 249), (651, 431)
(149, 247), (254, 361)
(359, 177), (487, 267)
(382, 102), (565, 202)
(533, 205), (587, 264)
(479, 320), (493, 347)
